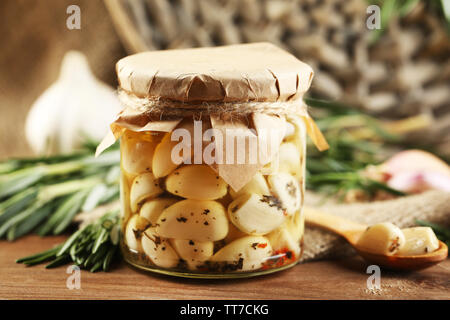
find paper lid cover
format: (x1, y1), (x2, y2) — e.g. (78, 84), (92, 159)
(117, 42), (314, 103)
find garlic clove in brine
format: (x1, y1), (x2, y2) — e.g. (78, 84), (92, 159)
(25, 51), (122, 154)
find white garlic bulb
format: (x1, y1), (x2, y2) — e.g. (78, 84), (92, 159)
(25, 51), (122, 154)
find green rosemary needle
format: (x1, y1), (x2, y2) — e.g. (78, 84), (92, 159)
(17, 210), (120, 272)
(0, 143), (119, 240)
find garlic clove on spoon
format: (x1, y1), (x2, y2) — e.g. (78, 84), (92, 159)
(356, 222), (406, 256)
(25, 51), (122, 154)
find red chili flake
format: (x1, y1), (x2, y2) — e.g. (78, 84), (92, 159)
(261, 247), (297, 270)
(382, 172), (391, 182)
(275, 248), (296, 261)
(389, 236), (401, 252)
(257, 243), (268, 249)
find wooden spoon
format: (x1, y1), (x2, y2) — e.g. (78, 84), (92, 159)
(304, 207), (448, 271)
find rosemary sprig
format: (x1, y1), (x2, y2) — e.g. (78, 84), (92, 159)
(0, 143), (120, 240)
(304, 98), (412, 198)
(307, 170), (406, 201)
(17, 210), (120, 272)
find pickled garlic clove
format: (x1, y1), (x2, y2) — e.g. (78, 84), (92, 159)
(152, 133), (188, 178)
(228, 193), (286, 235)
(152, 119), (212, 178)
(125, 214), (151, 252)
(229, 172), (270, 199)
(121, 132), (157, 176)
(267, 173), (301, 216)
(165, 165), (228, 200)
(397, 227), (440, 256)
(120, 173), (132, 222)
(210, 236), (273, 271)
(139, 198), (178, 226)
(170, 239), (214, 270)
(129, 173), (163, 212)
(156, 199), (229, 242)
(277, 142), (301, 175)
(267, 223), (301, 261)
(141, 227), (179, 268)
(284, 115), (306, 152)
(283, 121), (296, 140)
(357, 222), (405, 256)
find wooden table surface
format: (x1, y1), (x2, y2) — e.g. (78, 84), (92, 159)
(0, 235), (448, 300)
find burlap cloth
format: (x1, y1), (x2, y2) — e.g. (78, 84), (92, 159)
(300, 190), (450, 262)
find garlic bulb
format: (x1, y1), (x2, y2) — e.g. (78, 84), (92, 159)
(379, 150), (450, 193)
(25, 51), (122, 154)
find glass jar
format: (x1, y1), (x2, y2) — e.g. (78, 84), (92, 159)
(119, 115), (307, 278)
(95, 43), (328, 278)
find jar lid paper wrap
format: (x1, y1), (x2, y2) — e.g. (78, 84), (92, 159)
(96, 97), (327, 191)
(116, 42), (314, 103)
(96, 43), (328, 190)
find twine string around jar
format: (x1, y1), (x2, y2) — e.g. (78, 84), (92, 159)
(117, 88), (309, 118)
(95, 89), (328, 157)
